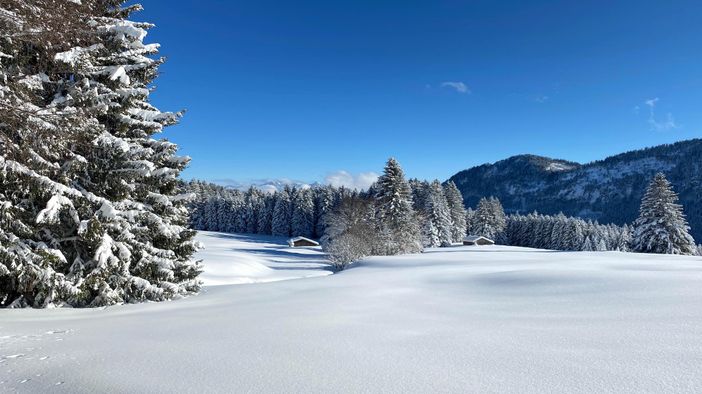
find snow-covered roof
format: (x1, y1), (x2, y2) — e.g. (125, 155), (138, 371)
(463, 235), (494, 242)
(288, 236), (319, 246)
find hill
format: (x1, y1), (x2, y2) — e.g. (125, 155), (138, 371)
(448, 139), (702, 240)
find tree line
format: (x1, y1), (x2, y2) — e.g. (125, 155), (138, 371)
(186, 181), (344, 240)
(465, 172), (698, 255)
(187, 159), (468, 269)
(190, 161), (699, 271)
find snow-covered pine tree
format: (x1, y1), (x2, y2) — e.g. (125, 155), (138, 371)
(271, 188), (292, 237)
(291, 188), (314, 238)
(257, 194), (274, 235)
(617, 224), (632, 252)
(312, 185), (334, 238)
(244, 187), (263, 234)
(582, 236), (595, 252)
(472, 198), (492, 237)
(422, 180), (453, 247)
(472, 197), (506, 241)
(419, 212), (440, 248)
(464, 207), (475, 237)
(409, 179), (430, 212)
(232, 193), (247, 233)
(443, 181), (467, 243)
(0, 1), (201, 308)
(373, 158), (422, 255)
(632, 173), (696, 255)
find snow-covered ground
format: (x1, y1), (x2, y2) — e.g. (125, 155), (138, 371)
(2, 232), (702, 393)
(194, 232), (332, 285)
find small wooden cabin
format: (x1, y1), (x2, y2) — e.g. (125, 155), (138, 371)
(288, 236), (320, 248)
(463, 235), (495, 246)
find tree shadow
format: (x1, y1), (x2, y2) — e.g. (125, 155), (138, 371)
(422, 248), (570, 254)
(235, 247), (332, 270)
(203, 231), (290, 245)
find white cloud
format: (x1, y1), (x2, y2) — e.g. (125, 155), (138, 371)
(644, 97), (678, 131)
(440, 81), (470, 94)
(534, 95), (549, 103)
(324, 171), (378, 191)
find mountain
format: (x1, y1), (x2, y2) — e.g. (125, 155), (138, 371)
(448, 139), (702, 241)
(213, 178), (319, 193)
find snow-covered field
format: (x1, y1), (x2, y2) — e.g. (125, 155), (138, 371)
(194, 232), (332, 286)
(2, 232), (702, 393)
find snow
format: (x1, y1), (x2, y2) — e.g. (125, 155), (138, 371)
(54, 44), (104, 66)
(35, 195), (79, 225)
(287, 236), (320, 246)
(195, 232), (331, 286)
(545, 162), (577, 172)
(108, 66), (130, 85)
(463, 235), (493, 242)
(2, 233), (702, 392)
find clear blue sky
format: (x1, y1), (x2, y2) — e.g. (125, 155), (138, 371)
(139, 0), (702, 184)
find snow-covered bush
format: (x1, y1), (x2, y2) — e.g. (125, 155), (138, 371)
(0, 1), (200, 307)
(321, 195), (376, 270)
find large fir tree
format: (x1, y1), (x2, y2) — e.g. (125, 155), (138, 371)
(472, 197), (506, 240)
(443, 181), (467, 243)
(0, 1), (200, 307)
(422, 181), (453, 247)
(632, 173), (696, 255)
(373, 158), (422, 255)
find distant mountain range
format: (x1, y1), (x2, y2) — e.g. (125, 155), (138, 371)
(448, 139), (702, 241)
(214, 178), (319, 193)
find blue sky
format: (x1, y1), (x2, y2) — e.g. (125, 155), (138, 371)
(139, 0), (702, 186)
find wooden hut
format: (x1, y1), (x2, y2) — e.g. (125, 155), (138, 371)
(462, 235), (495, 246)
(288, 236), (320, 247)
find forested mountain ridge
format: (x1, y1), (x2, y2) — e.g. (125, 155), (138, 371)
(448, 139), (702, 240)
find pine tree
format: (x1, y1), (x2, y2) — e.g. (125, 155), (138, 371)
(257, 194), (274, 235)
(373, 158), (422, 255)
(582, 236), (596, 251)
(443, 181), (467, 243)
(422, 181), (453, 247)
(313, 186), (334, 238)
(409, 179), (430, 212)
(632, 173), (696, 255)
(0, 1), (200, 308)
(465, 208), (475, 236)
(420, 213), (441, 248)
(271, 188), (292, 237)
(291, 188), (315, 238)
(617, 224), (632, 252)
(244, 188), (263, 234)
(472, 197), (506, 240)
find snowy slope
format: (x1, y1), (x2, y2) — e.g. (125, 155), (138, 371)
(2, 233), (702, 393)
(194, 231), (332, 285)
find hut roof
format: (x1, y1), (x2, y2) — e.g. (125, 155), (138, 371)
(463, 235), (494, 243)
(287, 236), (320, 246)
